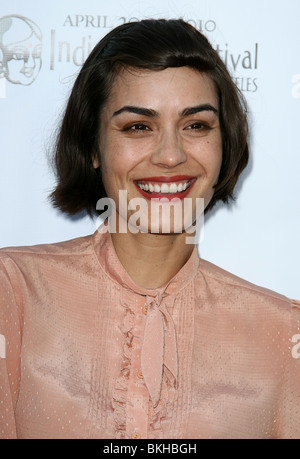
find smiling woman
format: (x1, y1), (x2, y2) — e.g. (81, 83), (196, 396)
(92, 66), (222, 254)
(49, 19), (248, 218)
(0, 18), (299, 440)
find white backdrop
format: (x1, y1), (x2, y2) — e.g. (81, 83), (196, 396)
(0, 0), (299, 299)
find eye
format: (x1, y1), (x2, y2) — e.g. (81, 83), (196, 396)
(12, 51), (25, 60)
(33, 45), (42, 59)
(122, 123), (151, 133)
(131, 123), (149, 131)
(11, 47), (27, 60)
(184, 122), (211, 131)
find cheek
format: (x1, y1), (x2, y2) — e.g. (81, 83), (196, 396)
(99, 144), (132, 195)
(209, 132), (223, 166)
(101, 136), (144, 177)
(211, 146), (223, 179)
(194, 138), (223, 179)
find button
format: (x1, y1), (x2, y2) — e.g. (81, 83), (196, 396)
(142, 304), (148, 315)
(131, 432), (141, 439)
(137, 369), (143, 379)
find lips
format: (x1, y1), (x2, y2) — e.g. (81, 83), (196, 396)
(21, 68), (34, 78)
(134, 176), (196, 200)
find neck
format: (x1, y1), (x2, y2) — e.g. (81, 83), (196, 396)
(111, 230), (195, 289)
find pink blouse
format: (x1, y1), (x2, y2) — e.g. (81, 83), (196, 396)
(0, 228), (300, 439)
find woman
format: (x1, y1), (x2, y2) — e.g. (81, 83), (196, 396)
(0, 19), (299, 439)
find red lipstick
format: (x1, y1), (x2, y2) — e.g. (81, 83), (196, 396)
(134, 176), (196, 201)
(136, 175), (195, 183)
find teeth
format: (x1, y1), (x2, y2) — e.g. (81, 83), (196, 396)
(169, 183), (177, 193)
(137, 181), (191, 194)
(161, 183), (169, 193)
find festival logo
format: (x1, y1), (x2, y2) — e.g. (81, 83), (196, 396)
(0, 15), (42, 86)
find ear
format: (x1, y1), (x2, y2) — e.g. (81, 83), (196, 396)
(93, 157), (100, 168)
(92, 151), (100, 169)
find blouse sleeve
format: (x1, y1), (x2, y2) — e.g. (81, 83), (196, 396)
(279, 299), (300, 439)
(0, 256), (23, 439)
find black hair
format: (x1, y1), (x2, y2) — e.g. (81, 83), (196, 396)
(50, 18), (249, 216)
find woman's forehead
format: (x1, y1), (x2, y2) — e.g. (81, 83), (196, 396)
(106, 66), (219, 113)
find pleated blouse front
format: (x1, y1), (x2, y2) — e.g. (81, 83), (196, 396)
(0, 228), (300, 439)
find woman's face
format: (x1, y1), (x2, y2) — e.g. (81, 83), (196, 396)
(95, 66), (223, 235)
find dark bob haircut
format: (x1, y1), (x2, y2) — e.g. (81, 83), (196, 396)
(49, 18), (249, 216)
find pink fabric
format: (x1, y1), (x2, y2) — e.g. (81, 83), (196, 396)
(0, 228), (300, 439)
(141, 292), (178, 407)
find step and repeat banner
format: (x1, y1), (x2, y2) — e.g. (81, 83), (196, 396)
(0, 0), (299, 298)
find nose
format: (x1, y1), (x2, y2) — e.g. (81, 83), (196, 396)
(150, 129), (187, 168)
(24, 51), (35, 68)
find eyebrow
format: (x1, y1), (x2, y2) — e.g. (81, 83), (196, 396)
(181, 104), (218, 116)
(112, 104), (218, 118)
(112, 106), (159, 118)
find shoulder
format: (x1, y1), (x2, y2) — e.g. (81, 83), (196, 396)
(0, 233), (96, 279)
(196, 257), (299, 312)
(0, 233), (94, 260)
(195, 258), (300, 363)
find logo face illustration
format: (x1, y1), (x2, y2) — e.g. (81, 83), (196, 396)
(0, 15), (42, 86)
